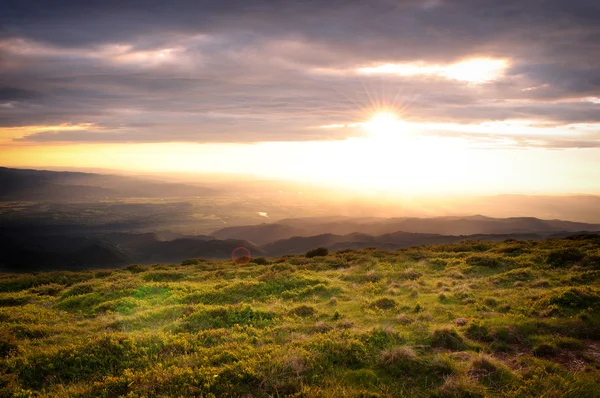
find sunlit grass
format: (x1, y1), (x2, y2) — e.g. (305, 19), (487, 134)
(0, 236), (599, 396)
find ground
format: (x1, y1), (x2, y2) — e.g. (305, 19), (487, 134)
(1, 236), (599, 397)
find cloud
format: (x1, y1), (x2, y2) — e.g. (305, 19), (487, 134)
(1, 0), (599, 146)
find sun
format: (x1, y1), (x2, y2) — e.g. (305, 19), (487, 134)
(364, 111), (402, 139)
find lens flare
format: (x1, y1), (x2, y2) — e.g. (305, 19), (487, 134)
(232, 247), (252, 265)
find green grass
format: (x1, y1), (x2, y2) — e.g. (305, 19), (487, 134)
(0, 236), (600, 396)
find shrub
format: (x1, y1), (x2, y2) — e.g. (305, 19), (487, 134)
(466, 255), (501, 267)
(547, 287), (600, 310)
(555, 337), (585, 350)
(250, 257), (270, 265)
(126, 264), (148, 273)
(533, 343), (558, 357)
(306, 247), (329, 258)
(290, 305), (316, 317)
(400, 268), (422, 280)
(397, 314), (415, 325)
(584, 253), (600, 268)
(308, 331), (368, 368)
(94, 297), (138, 314)
(143, 271), (185, 282)
(56, 292), (104, 313)
(181, 258), (207, 266)
(183, 305), (275, 330)
(546, 248), (584, 267)
(62, 283), (95, 298)
(371, 297), (397, 310)
(0, 294), (28, 306)
(465, 321), (492, 342)
(483, 298), (498, 307)
(30, 283), (64, 296)
(491, 268), (533, 285)
(0, 328), (18, 358)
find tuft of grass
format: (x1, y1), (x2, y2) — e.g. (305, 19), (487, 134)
(431, 327), (468, 350)
(532, 342), (558, 357)
(468, 353), (514, 390)
(465, 321), (492, 342)
(370, 297), (397, 310)
(290, 305), (317, 317)
(433, 375), (485, 398)
(378, 346), (422, 375)
(466, 254), (501, 267)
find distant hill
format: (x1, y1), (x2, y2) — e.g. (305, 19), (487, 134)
(2, 226), (597, 271)
(0, 236), (130, 272)
(260, 230), (591, 256)
(0, 231), (262, 272)
(212, 223), (302, 245)
(212, 216), (600, 244)
(0, 167), (216, 200)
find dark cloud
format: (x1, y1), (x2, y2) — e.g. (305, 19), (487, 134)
(1, 0), (600, 146)
(0, 87), (40, 101)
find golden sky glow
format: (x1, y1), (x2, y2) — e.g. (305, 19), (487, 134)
(3, 114), (600, 196)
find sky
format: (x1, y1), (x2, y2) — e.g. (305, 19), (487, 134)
(1, 0), (600, 195)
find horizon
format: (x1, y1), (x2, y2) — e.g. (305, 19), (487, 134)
(4, 165), (600, 198)
(1, 1), (600, 196)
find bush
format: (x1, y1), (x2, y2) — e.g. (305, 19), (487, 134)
(250, 257), (270, 265)
(181, 258), (208, 266)
(308, 331), (368, 368)
(183, 305), (275, 330)
(546, 248), (584, 267)
(547, 287), (600, 310)
(62, 283), (95, 298)
(533, 343), (558, 357)
(400, 268), (422, 280)
(30, 283), (64, 296)
(143, 271), (185, 282)
(0, 328), (18, 358)
(465, 321), (492, 342)
(306, 247), (329, 258)
(466, 255), (501, 267)
(371, 297), (397, 310)
(290, 305), (316, 317)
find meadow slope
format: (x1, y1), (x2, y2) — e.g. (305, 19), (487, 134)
(1, 236), (600, 397)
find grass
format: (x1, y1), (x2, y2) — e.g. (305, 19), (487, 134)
(0, 236), (599, 396)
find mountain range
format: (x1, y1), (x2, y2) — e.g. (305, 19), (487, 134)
(2, 215), (599, 271)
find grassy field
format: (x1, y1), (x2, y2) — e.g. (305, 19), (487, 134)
(1, 236), (600, 397)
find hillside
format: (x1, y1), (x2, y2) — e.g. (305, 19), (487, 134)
(0, 231), (263, 272)
(0, 236), (599, 396)
(2, 226), (598, 271)
(0, 167), (216, 200)
(212, 216), (600, 244)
